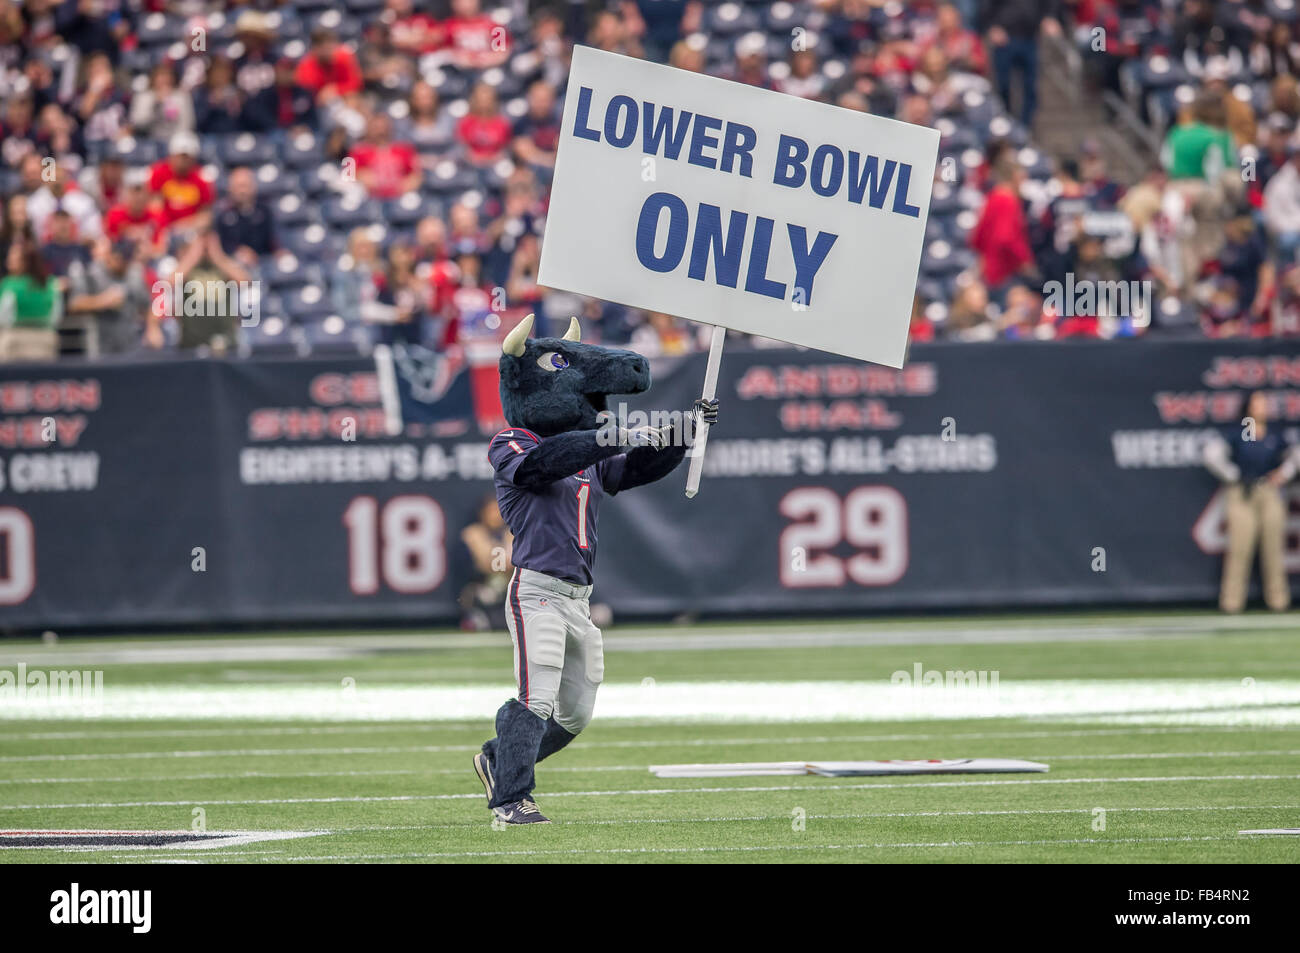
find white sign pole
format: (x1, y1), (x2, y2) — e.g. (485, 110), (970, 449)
(685, 324), (725, 498)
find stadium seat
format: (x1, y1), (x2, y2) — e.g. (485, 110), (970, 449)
(219, 133), (278, 168)
(282, 133), (326, 169)
(98, 136), (163, 166)
(134, 12), (186, 49)
(240, 313), (301, 356)
(284, 284), (336, 323)
(705, 4), (762, 37)
(303, 9), (363, 42)
(298, 314), (374, 354)
(252, 164), (300, 200)
(266, 252), (325, 292)
(323, 194), (384, 231)
(424, 159), (482, 195)
(281, 224), (344, 260)
(273, 193), (321, 230)
(920, 240), (975, 277)
(384, 193), (444, 229)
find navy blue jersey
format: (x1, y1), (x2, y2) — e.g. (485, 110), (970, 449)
(1227, 428), (1291, 482)
(489, 428), (627, 585)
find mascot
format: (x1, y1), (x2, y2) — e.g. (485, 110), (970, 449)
(473, 313), (718, 824)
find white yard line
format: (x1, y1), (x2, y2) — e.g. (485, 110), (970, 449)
(315, 803), (1300, 832)
(5, 749), (1298, 787)
(3, 725), (1294, 765)
(5, 722), (1269, 744)
(4, 774), (1298, 811)
(34, 805), (1293, 858)
(112, 834), (1238, 863)
(3, 678), (1299, 724)
(5, 611), (1295, 667)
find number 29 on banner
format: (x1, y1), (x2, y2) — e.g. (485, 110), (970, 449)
(779, 486), (908, 588)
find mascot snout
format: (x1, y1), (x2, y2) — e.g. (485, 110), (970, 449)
(498, 314), (652, 435)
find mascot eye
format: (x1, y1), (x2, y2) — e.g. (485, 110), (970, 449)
(537, 351), (568, 371)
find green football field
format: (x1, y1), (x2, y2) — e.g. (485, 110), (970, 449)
(2, 610), (1299, 863)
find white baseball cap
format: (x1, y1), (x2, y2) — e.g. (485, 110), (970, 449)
(169, 131), (200, 157)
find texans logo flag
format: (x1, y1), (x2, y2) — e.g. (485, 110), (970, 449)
(375, 342), (475, 435)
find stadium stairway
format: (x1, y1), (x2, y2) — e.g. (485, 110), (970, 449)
(1033, 34), (1153, 185)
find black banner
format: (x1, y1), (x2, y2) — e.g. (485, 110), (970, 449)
(1, 339), (1297, 630)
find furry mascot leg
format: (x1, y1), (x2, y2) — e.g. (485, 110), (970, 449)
(484, 699), (546, 808)
(536, 717), (576, 761)
(482, 713), (576, 781)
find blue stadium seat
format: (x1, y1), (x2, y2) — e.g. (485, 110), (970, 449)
(299, 315), (374, 354)
(479, 66), (524, 101)
(283, 132), (326, 169)
(100, 137), (162, 166)
(251, 164), (300, 199)
(323, 194), (383, 230)
(424, 67), (472, 101)
(273, 193), (321, 229)
(705, 4), (762, 37)
(424, 158), (482, 195)
(304, 10), (363, 42)
(281, 223), (344, 260)
(240, 314), (301, 356)
(1267, 0), (1299, 22)
(384, 193), (443, 229)
(219, 133), (278, 168)
(1134, 55), (1190, 92)
(927, 182), (962, 217)
(135, 12), (186, 49)
(920, 240), (975, 277)
(298, 164), (348, 197)
(284, 284), (336, 322)
(765, 2), (809, 34)
(266, 252), (325, 291)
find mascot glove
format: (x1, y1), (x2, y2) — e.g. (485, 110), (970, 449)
(693, 398), (720, 426)
(619, 425), (671, 449)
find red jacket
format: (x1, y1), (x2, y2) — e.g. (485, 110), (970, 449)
(294, 48), (363, 99)
(971, 184), (1032, 287)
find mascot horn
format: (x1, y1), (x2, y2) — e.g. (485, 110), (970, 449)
(473, 313), (718, 823)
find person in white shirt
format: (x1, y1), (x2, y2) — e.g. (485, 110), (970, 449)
(25, 166), (102, 243)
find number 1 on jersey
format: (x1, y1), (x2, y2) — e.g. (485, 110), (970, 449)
(576, 483), (591, 549)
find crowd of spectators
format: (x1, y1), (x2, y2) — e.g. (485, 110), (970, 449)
(1062, 0), (1300, 338)
(1, 0), (1297, 364)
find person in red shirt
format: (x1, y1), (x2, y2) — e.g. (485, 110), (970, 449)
(456, 82), (512, 165)
(350, 114), (423, 200)
(413, 215), (459, 316)
(925, 2), (988, 76)
(388, 0), (446, 54)
(148, 132), (214, 231)
(103, 171), (166, 258)
(971, 161), (1033, 289)
(294, 29), (364, 104)
(444, 0), (508, 69)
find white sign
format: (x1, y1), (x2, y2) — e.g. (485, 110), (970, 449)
(538, 46), (939, 368)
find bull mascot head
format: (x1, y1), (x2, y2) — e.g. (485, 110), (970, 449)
(498, 314), (651, 437)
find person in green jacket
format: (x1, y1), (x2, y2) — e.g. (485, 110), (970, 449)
(0, 239), (61, 361)
(1162, 92), (1235, 182)
(1161, 90), (1241, 290)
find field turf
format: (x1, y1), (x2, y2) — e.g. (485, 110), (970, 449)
(1, 610), (1298, 863)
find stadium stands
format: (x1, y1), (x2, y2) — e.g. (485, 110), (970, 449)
(0, 0), (1296, 362)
